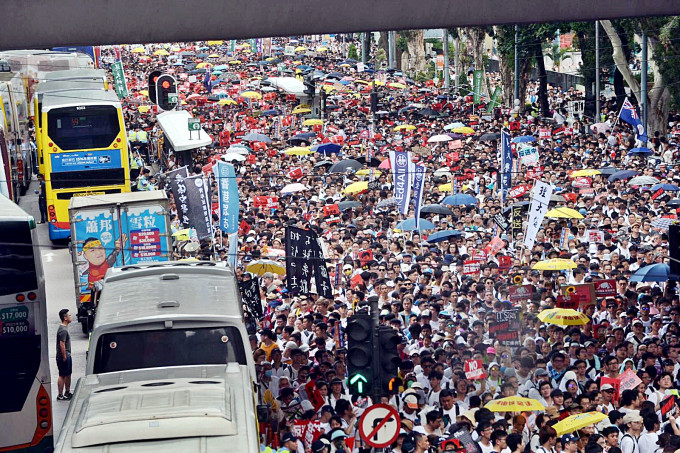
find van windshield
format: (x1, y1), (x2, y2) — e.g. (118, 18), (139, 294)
(93, 326), (247, 374)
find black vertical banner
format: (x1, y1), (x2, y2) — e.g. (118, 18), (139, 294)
(285, 227), (333, 298)
(183, 175), (213, 240)
(239, 277), (263, 319)
(167, 166), (190, 227)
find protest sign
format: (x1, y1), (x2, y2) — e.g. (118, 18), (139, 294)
(508, 285), (534, 302)
(464, 359), (486, 380)
(463, 260), (482, 275)
(618, 369), (642, 395)
(561, 284), (596, 306)
(661, 395), (677, 422)
(593, 279), (617, 298)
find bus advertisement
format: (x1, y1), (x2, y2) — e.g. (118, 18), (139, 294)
(0, 194), (53, 452)
(36, 88), (130, 241)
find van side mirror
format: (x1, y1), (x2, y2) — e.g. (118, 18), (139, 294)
(256, 405), (269, 423)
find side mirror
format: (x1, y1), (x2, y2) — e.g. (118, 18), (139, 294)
(256, 404), (269, 423)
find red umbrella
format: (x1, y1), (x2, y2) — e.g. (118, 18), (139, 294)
(378, 159), (391, 170)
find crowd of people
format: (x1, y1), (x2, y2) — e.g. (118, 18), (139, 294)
(109, 35), (680, 453)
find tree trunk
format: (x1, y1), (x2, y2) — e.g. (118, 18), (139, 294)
(462, 27), (489, 97)
(613, 68), (626, 111)
(494, 26), (514, 106)
(379, 31), (389, 59)
(600, 20), (641, 103)
(647, 35), (670, 136)
(534, 41), (550, 116)
(402, 30), (426, 76)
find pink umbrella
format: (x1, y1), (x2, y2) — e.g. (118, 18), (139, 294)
(378, 159), (391, 169)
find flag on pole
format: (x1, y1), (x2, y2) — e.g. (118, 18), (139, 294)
(203, 68), (213, 93)
(618, 97), (647, 143)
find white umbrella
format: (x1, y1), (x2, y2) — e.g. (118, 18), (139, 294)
(281, 183), (309, 194)
(427, 134), (453, 143)
(628, 176), (659, 186)
(434, 168), (452, 178)
(226, 145), (251, 155)
(221, 153), (246, 162)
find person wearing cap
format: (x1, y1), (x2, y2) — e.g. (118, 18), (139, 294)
(400, 393), (421, 425)
(310, 439), (329, 453)
(600, 383), (616, 413)
(560, 433), (580, 453)
(279, 432), (301, 453)
(328, 428), (348, 453)
(620, 411), (643, 453)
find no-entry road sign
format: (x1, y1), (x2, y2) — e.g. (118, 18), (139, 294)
(358, 403), (401, 448)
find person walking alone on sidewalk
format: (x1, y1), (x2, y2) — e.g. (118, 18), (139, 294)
(56, 309), (73, 400)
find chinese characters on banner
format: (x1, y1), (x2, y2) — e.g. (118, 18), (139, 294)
(500, 130), (512, 203)
(238, 277), (262, 319)
(524, 180), (554, 250)
(389, 150), (413, 216)
(167, 166), (190, 226)
(285, 227), (333, 298)
(412, 164), (426, 229)
(183, 175), (213, 240)
(518, 146), (540, 166)
(216, 161), (239, 234)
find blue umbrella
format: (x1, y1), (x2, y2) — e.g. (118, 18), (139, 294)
(426, 230), (463, 243)
(628, 147), (653, 155)
(608, 170), (638, 182)
(261, 109), (281, 117)
(395, 218), (436, 231)
(630, 263), (672, 282)
(651, 183), (680, 192)
(311, 143), (342, 155)
(442, 194), (478, 206)
(172, 61), (185, 66)
(512, 135), (536, 144)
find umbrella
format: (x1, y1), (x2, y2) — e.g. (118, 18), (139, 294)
(550, 194), (566, 203)
(246, 259), (285, 276)
(303, 118), (324, 126)
(375, 197), (398, 210)
(313, 159), (332, 168)
(292, 107), (312, 114)
(545, 207), (584, 219)
(420, 204), (454, 215)
(426, 230), (463, 243)
(289, 132), (316, 142)
(651, 218), (676, 230)
(479, 133), (500, 141)
(261, 109), (281, 117)
(137, 105), (150, 113)
(667, 199), (680, 208)
(283, 147), (312, 156)
(417, 108), (441, 118)
(608, 170), (638, 182)
(444, 122), (466, 130)
(343, 181), (369, 195)
(538, 308), (590, 326)
(485, 396), (545, 412)
(378, 159), (391, 170)
(337, 200), (362, 211)
(311, 143), (342, 155)
(131, 47), (146, 53)
(628, 147), (653, 155)
(433, 168), (451, 178)
(328, 159), (363, 174)
(240, 91), (262, 100)
(427, 134), (453, 143)
(226, 144), (252, 154)
(217, 99), (237, 106)
(598, 167), (619, 176)
(570, 169), (601, 178)
(630, 263), (672, 282)
(442, 194), (478, 206)
(153, 49), (169, 56)
(451, 127), (475, 135)
(242, 132), (271, 143)
(651, 183), (680, 192)
(394, 124), (416, 131)
(533, 258), (576, 271)
(355, 156), (382, 167)
(355, 169), (382, 178)
(221, 153), (246, 162)
(395, 218), (436, 231)
(553, 412), (608, 436)
(512, 135), (535, 144)
(281, 183), (309, 194)
(628, 176), (659, 186)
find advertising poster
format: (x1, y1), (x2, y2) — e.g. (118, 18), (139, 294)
(121, 204), (170, 264)
(51, 150), (122, 172)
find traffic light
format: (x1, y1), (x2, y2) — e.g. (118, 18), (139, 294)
(670, 224), (680, 278)
(155, 74), (178, 111)
(370, 91), (378, 113)
(148, 70), (162, 104)
(303, 77), (316, 98)
(377, 325), (401, 394)
(346, 313), (373, 396)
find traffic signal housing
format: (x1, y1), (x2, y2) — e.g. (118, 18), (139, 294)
(303, 77), (316, 98)
(346, 313), (373, 396)
(147, 70), (162, 104)
(670, 224), (680, 279)
(155, 74), (178, 111)
(377, 326), (401, 394)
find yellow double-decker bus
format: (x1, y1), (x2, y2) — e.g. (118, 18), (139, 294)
(34, 87), (130, 241)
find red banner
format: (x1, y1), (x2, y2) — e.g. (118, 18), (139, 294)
(464, 359), (486, 380)
(508, 285), (534, 302)
(253, 196), (279, 209)
(463, 260), (482, 275)
(509, 184), (531, 199)
(593, 279), (617, 298)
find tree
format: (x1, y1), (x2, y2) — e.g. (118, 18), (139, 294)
(399, 30), (427, 77)
(348, 44), (358, 61)
(458, 27), (490, 97)
(544, 42), (572, 72)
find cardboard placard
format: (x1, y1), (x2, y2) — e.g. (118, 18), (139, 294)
(509, 184), (531, 199)
(618, 369), (642, 395)
(508, 285), (534, 302)
(556, 294), (579, 310)
(450, 428), (481, 453)
(464, 359), (486, 380)
(561, 284), (596, 306)
(593, 279), (617, 298)
(463, 260), (482, 275)
(587, 230), (604, 243)
(661, 395), (676, 422)
(601, 377), (620, 405)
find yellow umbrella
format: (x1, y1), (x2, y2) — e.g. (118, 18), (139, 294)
(196, 62), (211, 69)
(303, 119), (324, 126)
(131, 47), (146, 54)
(317, 46), (328, 52)
(452, 127), (475, 135)
(207, 40), (223, 46)
(371, 80), (386, 87)
(294, 46), (308, 52)
(570, 169), (601, 178)
(228, 60), (242, 65)
(218, 98), (237, 106)
(172, 228), (193, 241)
(208, 53), (220, 58)
(538, 308), (590, 326)
(137, 105), (151, 113)
(170, 46), (181, 52)
(240, 91), (262, 100)
(284, 147), (312, 156)
(153, 49), (169, 56)
(355, 80), (370, 85)
(355, 169), (382, 178)
(532, 258), (577, 271)
(485, 396), (545, 412)
(394, 124), (416, 131)
(546, 207), (584, 219)
(139, 89), (149, 97)
(246, 259), (286, 276)
(339, 63), (351, 68)
(553, 412), (608, 436)
(292, 107), (312, 114)
(343, 181), (369, 195)
(388, 82), (407, 89)
(438, 183), (453, 192)
(321, 85), (336, 93)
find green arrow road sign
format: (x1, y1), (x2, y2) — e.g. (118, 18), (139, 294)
(350, 373), (368, 394)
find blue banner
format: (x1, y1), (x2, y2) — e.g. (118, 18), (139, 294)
(500, 130), (512, 203)
(228, 232), (239, 269)
(51, 150), (122, 172)
(389, 150), (412, 216)
(216, 161), (239, 234)
(412, 164), (426, 229)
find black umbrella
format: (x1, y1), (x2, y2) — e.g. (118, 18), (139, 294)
(328, 159), (362, 174)
(338, 200), (362, 211)
(325, 72), (344, 80)
(313, 160), (333, 168)
(479, 133), (500, 141)
(355, 156), (382, 168)
(667, 199), (680, 208)
(417, 108), (441, 118)
(597, 167), (619, 176)
(420, 204), (455, 216)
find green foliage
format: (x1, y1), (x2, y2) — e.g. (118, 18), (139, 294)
(348, 44), (358, 61)
(644, 16), (680, 109)
(425, 38), (442, 52)
(416, 61), (436, 83)
(397, 35), (408, 52)
(375, 48), (387, 67)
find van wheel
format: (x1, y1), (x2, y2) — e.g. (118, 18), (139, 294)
(81, 321), (89, 335)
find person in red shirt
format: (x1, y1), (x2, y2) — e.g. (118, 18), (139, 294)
(82, 234), (127, 288)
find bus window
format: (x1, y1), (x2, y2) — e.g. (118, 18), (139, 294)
(0, 220), (38, 295)
(0, 336), (41, 413)
(47, 105), (120, 150)
(93, 326), (248, 374)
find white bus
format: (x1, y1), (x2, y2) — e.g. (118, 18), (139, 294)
(0, 194), (53, 452)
